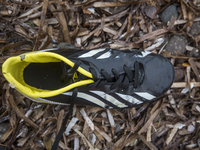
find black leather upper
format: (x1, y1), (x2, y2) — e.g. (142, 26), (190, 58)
(53, 48), (174, 98)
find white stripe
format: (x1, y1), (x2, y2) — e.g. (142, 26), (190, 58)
(141, 51), (151, 57)
(97, 51), (111, 59)
(134, 92), (155, 100)
(78, 48), (105, 58)
(115, 93), (142, 104)
(90, 91), (128, 108)
(36, 97), (68, 105)
(62, 92), (106, 108)
(115, 51), (151, 58)
(134, 51), (151, 58)
(115, 53), (126, 58)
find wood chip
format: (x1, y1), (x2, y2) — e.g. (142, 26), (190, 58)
(138, 108), (161, 134)
(174, 17), (200, 25)
(0, 127), (14, 143)
(106, 109), (115, 127)
(94, 126), (112, 142)
(189, 58), (200, 81)
(93, 2), (130, 7)
(147, 123), (152, 142)
(165, 127), (178, 145)
(74, 129), (95, 150)
(8, 95), (38, 129)
(57, 4), (71, 43)
(171, 82), (200, 88)
(18, 3), (43, 18)
(88, 8), (129, 23)
(33, 0), (48, 51)
(103, 27), (118, 35)
(74, 136), (80, 150)
(139, 135), (158, 150)
(80, 108), (94, 131)
(181, 1), (187, 20)
(65, 117), (78, 136)
(111, 135), (127, 149)
(56, 109), (65, 134)
(136, 29), (168, 43)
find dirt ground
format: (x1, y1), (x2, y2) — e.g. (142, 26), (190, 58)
(0, 0), (200, 150)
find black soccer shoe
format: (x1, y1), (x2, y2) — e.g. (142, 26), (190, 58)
(2, 47), (174, 108)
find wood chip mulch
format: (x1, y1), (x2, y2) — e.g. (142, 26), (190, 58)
(0, 0), (200, 149)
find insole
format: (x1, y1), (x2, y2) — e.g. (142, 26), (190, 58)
(23, 62), (68, 90)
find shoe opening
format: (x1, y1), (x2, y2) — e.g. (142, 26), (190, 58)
(2, 51), (94, 98)
(24, 62), (69, 90)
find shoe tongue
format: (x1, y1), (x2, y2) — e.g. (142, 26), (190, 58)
(134, 62), (144, 87)
(135, 67), (144, 86)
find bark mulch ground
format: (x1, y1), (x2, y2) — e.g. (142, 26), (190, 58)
(0, 0), (200, 149)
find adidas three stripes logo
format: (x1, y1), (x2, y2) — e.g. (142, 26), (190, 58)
(78, 48), (151, 59)
(62, 91), (155, 108)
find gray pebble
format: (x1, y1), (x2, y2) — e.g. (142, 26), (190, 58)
(160, 5), (178, 24)
(189, 21), (200, 36)
(165, 35), (188, 55)
(0, 122), (10, 138)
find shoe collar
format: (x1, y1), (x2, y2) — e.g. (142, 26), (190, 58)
(2, 51), (94, 98)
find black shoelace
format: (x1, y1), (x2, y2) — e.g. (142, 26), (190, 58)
(52, 62), (80, 150)
(51, 88), (77, 150)
(61, 61), (81, 84)
(88, 61), (143, 90)
(52, 61), (143, 149)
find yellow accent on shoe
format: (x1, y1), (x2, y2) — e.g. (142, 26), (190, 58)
(72, 72), (78, 82)
(2, 51), (94, 99)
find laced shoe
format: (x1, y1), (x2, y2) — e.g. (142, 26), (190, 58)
(2, 46), (174, 149)
(2, 47), (174, 109)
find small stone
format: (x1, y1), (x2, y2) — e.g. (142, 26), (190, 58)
(187, 124), (195, 132)
(174, 68), (185, 82)
(160, 5), (178, 24)
(189, 21), (200, 36)
(0, 122), (10, 138)
(198, 138), (200, 147)
(0, 145), (6, 150)
(144, 5), (158, 19)
(165, 35), (188, 55)
(115, 123), (121, 134)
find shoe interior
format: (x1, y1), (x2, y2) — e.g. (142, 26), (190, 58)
(2, 51), (93, 98)
(23, 62), (69, 90)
